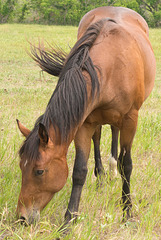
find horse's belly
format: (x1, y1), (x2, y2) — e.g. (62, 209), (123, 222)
(85, 108), (122, 128)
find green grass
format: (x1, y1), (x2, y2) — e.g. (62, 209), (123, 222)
(0, 24), (161, 240)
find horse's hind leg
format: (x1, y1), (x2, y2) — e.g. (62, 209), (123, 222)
(118, 109), (138, 220)
(92, 125), (105, 178)
(93, 125), (119, 180)
(109, 125), (119, 178)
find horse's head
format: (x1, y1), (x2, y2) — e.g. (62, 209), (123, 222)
(16, 120), (68, 224)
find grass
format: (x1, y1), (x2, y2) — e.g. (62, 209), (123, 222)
(0, 24), (161, 240)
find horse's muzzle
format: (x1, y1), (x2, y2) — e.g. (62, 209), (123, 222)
(18, 209), (40, 225)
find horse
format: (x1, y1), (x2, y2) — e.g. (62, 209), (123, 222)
(16, 6), (155, 227)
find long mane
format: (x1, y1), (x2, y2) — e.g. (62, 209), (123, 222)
(19, 19), (108, 162)
(30, 44), (67, 77)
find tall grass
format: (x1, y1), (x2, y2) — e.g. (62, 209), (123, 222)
(0, 24), (161, 239)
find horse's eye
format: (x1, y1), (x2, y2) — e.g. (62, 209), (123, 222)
(35, 170), (44, 176)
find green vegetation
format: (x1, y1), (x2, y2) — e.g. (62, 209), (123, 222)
(0, 24), (161, 239)
(0, 0), (161, 27)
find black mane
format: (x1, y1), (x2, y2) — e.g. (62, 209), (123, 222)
(19, 19), (108, 163)
(30, 44), (67, 77)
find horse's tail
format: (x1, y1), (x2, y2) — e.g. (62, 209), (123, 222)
(30, 43), (67, 77)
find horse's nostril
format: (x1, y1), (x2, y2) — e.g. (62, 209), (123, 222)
(20, 216), (27, 226)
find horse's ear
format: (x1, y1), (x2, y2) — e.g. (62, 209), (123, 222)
(16, 119), (31, 137)
(38, 123), (48, 145)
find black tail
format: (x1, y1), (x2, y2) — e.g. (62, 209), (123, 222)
(30, 43), (67, 77)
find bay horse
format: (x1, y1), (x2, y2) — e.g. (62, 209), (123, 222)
(16, 6), (155, 227)
(28, 40), (119, 179)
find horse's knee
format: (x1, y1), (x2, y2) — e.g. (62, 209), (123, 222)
(73, 167), (88, 186)
(72, 149), (88, 186)
(118, 150), (132, 179)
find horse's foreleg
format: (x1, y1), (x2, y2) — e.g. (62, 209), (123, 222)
(64, 149), (88, 224)
(64, 122), (96, 225)
(109, 125), (119, 178)
(118, 109), (138, 220)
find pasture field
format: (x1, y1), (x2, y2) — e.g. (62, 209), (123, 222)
(0, 24), (161, 240)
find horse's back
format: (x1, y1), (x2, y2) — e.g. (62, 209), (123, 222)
(85, 20), (144, 126)
(78, 6), (155, 109)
